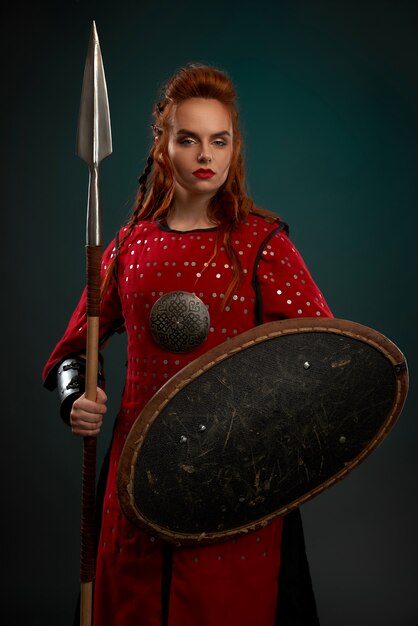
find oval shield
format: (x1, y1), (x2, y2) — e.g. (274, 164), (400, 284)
(117, 318), (408, 546)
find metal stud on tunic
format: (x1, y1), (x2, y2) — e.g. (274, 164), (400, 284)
(149, 291), (210, 353)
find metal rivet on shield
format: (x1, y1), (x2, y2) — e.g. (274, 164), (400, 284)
(339, 435), (347, 444)
(198, 424), (206, 432)
(303, 361), (310, 370)
(180, 435), (188, 443)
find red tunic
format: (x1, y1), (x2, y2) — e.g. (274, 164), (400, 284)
(43, 214), (332, 626)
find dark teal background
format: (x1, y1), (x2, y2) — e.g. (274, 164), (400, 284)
(2, 1), (417, 624)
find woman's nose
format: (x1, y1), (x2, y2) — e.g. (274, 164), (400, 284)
(197, 151), (212, 163)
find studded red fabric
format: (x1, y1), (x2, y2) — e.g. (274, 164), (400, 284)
(43, 214), (332, 626)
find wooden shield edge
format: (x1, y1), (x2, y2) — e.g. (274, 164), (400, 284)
(116, 317), (409, 546)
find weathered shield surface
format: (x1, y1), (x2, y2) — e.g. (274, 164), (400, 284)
(117, 318), (408, 545)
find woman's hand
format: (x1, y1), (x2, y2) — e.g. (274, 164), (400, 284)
(70, 387), (107, 437)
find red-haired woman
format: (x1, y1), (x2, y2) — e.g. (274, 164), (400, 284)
(43, 64), (332, 626)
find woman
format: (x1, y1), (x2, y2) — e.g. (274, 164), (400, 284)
(43, 63), (332, 626)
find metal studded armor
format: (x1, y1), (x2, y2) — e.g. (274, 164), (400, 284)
(43, 215), (336, 626)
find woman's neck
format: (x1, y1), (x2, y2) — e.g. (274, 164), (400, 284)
(167, 192), (216, 231)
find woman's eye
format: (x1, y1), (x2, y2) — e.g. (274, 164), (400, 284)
(179, 138), (196, 145)
(213, 139), (227, 147)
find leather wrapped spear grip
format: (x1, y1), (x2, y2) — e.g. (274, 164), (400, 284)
(81, 437), (96, 585)
(86, 245), (102, 317)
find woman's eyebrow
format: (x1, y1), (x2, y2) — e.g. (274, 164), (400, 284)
(211, 131), (231, 138)
(176, 129), (231, 139)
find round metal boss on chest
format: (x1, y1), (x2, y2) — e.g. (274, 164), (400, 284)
(149, 291), (210, 353)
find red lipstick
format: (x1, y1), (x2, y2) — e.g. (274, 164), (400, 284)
(193, 168), (215, 179)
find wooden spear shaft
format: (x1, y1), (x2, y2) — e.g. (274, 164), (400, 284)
(76, 21), (112, 626)
(80, 244), (102, 626)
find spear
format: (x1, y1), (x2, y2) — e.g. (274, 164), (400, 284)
(76, 21), (112, 626)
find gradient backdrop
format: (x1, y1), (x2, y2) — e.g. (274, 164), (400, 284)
(2, 1), (417, 624)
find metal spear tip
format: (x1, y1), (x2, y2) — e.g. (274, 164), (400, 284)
(76, 20), (113, 167)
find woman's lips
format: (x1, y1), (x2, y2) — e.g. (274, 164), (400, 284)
(193, 169), (215, 179)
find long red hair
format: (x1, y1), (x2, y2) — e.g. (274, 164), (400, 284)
(102, 63), (277, 301)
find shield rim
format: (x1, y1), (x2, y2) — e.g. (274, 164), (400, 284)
(116, 317), (408, 545)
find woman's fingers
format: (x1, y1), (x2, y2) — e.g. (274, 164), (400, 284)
(70, 388), (108, 436)
(70, 417), (103, 436)
(95, 386), (108, 405)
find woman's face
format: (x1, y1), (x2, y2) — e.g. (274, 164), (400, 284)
(167, 98), (233, 199)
